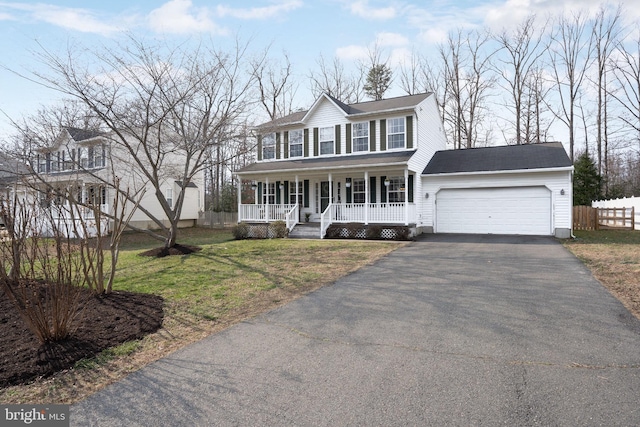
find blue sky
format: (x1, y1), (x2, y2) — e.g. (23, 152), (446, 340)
(1, 0), (639, 141)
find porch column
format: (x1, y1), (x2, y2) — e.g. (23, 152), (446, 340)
(295, 175), (299, 206)
(265, 176), (269, 223)
(328, 173), (333, 205)
(237, 177), (242, 223)
(364, 171), (369, 225)
(404, 168), (409, 225)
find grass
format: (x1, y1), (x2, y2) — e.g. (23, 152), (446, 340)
(0, 227), (404, 404)
(564, 229), (640, 319)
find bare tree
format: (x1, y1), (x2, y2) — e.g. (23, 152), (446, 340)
(440, 28), (497, 149)
(494, 15), (548, 145)
(26, 37), (256, 249)
(398, 50), (425, 96)
(252, 51), (298, 120)
(591, 4), (623, 179)
(548, 10), (594, 160)
(309, 54), (364, 103)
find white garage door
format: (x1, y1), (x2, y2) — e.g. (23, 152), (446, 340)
(436, 187), (551, 235)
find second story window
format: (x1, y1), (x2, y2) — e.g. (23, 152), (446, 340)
(388, 118), (406, 149)
(352, 122), (369, 152)
(319, 127), (334, 155)
(289, 129), (303, 158)
(262, 133), (276, 160)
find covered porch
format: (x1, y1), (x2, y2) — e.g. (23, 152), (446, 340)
(236, 153), (419, 239)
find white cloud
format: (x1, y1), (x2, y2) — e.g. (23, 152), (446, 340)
(216, 0), (302, 20)
(336, 44), (369, 61)
(348, 0), (396, 20)
(0, 2), (121, 36)
(148, 0), (223, 34)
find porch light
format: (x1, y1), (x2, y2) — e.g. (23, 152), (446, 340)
(384, 179), (390, 187)
(251, 182), (257, 190)
(279, 183), (284, 190)
(425, 193), (429, 199)
(560, 189), (565, 195)
(345, 178), (351, 188)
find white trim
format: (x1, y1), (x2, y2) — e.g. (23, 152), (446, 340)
(423, 166), (574, 177)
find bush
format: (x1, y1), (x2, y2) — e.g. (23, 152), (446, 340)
(232, 222), (249, 240)
(269, 221), (288, 238)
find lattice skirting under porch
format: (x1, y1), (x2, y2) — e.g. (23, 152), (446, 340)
(324, 223), (413, 241)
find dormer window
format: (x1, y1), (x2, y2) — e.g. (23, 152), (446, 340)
(388, 117), (406, 149)
(289, 129), (303, 158)
(319, 127), (334, 155)
(262, 133), (276, 160)
(352, 122), (369, 152)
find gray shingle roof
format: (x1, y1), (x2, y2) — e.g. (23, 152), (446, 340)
(255, 92), (432, 130)
(66, 127), (105, 142)
(236, 150), (416, 175)
(422, 142), (572, 175)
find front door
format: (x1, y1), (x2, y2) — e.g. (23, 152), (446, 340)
(320, 181), (332, 213)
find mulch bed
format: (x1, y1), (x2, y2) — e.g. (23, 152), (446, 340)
(0, 288), (164, 388)
(138, 244), (202, 257)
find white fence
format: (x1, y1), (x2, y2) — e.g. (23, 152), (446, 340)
(592, 196), (640, 229)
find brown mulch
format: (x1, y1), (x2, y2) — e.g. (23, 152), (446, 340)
(0, 288), (164, 388)
(138, 244), (202, 257)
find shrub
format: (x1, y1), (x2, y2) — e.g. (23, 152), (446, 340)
(269, 221), (288, 238)
(232, 222), (249, 240)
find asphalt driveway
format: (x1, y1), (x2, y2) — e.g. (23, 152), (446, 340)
(71, 234), (640, 426)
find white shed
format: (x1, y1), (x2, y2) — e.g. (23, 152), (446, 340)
(420, 143), (573, 238)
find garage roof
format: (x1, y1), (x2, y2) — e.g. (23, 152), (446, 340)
(422, 142), (572, 175)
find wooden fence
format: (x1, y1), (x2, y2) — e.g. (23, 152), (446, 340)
(573, 206), (635, 231)
(197, 211), (238, 228)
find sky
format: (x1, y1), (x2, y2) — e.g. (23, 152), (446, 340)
(1, 0), (639, 143)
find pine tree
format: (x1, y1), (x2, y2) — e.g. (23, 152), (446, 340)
(363, 64), (392, 100)
(573, 152), (603, 205)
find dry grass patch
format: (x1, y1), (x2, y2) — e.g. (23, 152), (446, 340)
(564, 230), (640, 319)
(1, 229), (404, 404)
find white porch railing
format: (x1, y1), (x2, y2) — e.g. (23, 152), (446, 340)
(239, 204), (297, 223)
(285, 204), (299, 231)
(326, 203), (416, 224)
(320, 203), (333, 239)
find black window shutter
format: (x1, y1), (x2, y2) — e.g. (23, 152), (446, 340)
(369, 176), (376, 203)
(276, 181), (281, 204)
(346, 180), (352, 203)
(313, 127), (319, 156)
(284, 131), (289, 159)
(346, 124), (352, 154)
(303, 180), (310, 207)
(335, 124), (341, 154)
(380, 176), (387, 203)
(406, 116), (413, 149)
(408, 174), (414, 203)
(304, 129), (309, 157)
(369, 120), (376, 152)
(276, 133), (281, 159)
(380, 119), (387, 151)
(258, 182), (263, 202)
(284, 181), (289, 202)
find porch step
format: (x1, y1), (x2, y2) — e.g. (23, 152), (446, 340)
(289, 223), (321, 239)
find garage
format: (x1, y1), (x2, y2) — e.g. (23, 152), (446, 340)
(435, 186), (552, 235)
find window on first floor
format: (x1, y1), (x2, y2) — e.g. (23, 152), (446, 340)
(289, 181), (304, 205)
(352, 178), (366, 203)
(386, 176), (405, 202)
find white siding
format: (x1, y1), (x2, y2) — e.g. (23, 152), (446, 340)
(420, 170), (572, 235)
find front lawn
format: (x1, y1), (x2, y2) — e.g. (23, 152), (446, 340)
(564, 230), (640, 319)
(0, 228), (404, 404)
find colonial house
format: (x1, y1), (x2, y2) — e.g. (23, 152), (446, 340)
(23, 127), (203, 235)
(235, 92), (573, 239)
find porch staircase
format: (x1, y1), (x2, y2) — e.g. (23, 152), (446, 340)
(288, 222), (321, 239)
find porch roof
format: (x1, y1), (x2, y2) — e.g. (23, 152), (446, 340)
(236, 150), (416, 176)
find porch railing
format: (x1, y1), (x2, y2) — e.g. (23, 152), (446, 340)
(239, 204), (297, 223)
(326, 203), (414, 224)
(320, 203), (333, 239)
(285, 204), (299, 231)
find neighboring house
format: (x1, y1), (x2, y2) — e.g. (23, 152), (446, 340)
(24, 127), (203, 235)
(235, 92), (573, 238)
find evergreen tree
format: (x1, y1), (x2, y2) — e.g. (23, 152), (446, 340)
(573, 152), (603, 205)
(363, 64), (392, 100)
